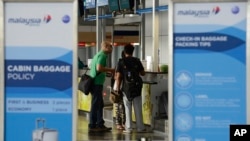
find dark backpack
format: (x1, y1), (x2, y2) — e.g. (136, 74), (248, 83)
(121, 59), (143, 101)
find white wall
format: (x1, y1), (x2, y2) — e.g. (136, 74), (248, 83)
(145, 0), (169, 64)
(146, 0), (169, 6)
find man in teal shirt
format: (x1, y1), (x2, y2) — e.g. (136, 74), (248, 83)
(89, 41), (115, 132)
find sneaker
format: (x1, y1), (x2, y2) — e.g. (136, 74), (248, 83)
(123, 130), (132, 134)
(98, 125), (112, 131)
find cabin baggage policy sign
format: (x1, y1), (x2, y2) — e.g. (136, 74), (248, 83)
(4, 2), (75, 141)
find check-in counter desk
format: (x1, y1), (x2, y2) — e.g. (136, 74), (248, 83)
(78, 68), (168, 127)
(132, 72), (168, 126)
(77, 68), (112, 112)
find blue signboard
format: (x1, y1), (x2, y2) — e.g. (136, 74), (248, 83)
(173, 2), (246, 141)
(85, 0), (96, 9)
(4, 3), (74, 141)
(97, 0), (108, 6)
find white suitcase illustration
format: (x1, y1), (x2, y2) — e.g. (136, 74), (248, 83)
(32, 118), (58, 141)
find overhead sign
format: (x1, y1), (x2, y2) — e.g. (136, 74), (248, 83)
(97, 0), (108, 6)
(85, 0), (96, 9)
(173, 2), (246, 141)
(4, 2), (74, 141)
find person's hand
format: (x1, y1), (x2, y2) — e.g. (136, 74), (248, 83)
(118, 90), (123, 95)
(110, 68), (115, 75)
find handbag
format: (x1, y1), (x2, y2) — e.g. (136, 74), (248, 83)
(109, 80), (122, 103)
(109, 90), (122, 104)
(78, 70), (100, 95)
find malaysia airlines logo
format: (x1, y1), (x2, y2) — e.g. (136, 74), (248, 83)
(43, 15), (52, 23)
(177, 6), (221, 17)
(212, 6), (220, 14)
(8, 14), (52, 26)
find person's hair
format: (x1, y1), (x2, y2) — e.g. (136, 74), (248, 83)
(124, 44), (134, 55)
(121, 50), (125, 58)
(101, 41), (111, 49)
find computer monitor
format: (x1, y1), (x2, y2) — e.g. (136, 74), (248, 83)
(119, 0), (133, 11)
(108, 0), (120, 12)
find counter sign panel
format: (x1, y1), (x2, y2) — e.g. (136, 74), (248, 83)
(4, 3), (74, 141)
(173, 2), (246, 141)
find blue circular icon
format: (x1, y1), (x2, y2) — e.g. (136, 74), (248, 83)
(176, 93), (193, 110)
(176, 134), (192, 141)
(175, 113), (193, 131)
(62, 15), (70, 23)
(175, 71), (193, 89)
(232, 6), (240, 14)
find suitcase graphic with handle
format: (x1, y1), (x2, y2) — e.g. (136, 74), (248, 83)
(32, 118), (58, 141)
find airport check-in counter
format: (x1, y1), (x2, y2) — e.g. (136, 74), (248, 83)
(78, 67), (168, 127)
(138, 72), (168, 126)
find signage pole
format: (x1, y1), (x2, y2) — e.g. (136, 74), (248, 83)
(0, 0), (4, 141)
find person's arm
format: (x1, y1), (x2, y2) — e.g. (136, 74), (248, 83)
(78, 58), (85, 69)
(95, 55), (115, 74)
(140, 70), (145, 76)
(138, 58), (145, 76)
(115, 60), (123, 91)
(116, 72), (122, 91)
(96, 64), (115, 74)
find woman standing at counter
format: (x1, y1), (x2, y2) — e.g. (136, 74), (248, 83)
(113, 51), (125, 130)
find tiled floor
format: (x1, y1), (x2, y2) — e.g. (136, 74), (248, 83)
(77, 115), (168, 141)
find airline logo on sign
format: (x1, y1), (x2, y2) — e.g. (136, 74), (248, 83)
(7, 14), (52, 26)
(177, 6), (221, 17)
(43, 14), (52, 23)
(177, 5), (240, 17)
(212, 6), (220, 14)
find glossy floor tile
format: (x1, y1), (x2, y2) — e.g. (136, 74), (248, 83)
(77, 115), (168, 141)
